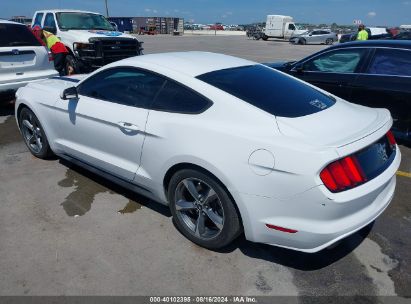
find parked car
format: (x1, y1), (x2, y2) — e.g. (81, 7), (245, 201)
(31, 9), (144, 74)
(391, 31), (411, 40)
(339, 27), (392, 43)
(290, 30), (338, 45)
(0, 20), (58, 104)
(15, 52), (400, 252)
(265, 40), (411, 142)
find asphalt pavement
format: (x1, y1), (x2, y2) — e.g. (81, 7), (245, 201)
(0, 35), (410, 300)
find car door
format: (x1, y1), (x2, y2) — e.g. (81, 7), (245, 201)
(289, 47), (369, 100)
(350, 47), (411, 135)
(308, 31), (321, 44)
(53, 67), (165, 181)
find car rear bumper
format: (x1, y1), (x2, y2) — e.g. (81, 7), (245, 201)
(236, 146), (401, 253)
(0, 69), (58, 93)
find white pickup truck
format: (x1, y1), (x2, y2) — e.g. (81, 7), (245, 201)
(32, 9), (143, 73)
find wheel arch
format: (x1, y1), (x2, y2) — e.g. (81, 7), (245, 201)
(163, 162), (244, 230)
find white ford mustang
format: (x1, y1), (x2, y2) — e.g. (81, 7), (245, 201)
(15, 52), (401, 252)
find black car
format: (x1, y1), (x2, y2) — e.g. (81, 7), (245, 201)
(265, 40), (411, 142)
(391, 31), (411, 40)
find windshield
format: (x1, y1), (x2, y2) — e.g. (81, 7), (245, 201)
(295, 24), (306, 30)
(197, 65), (335, 118)
(0, 23), (41, 47)
(56, 12), (114, 31)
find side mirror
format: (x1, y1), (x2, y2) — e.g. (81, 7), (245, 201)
(43, 26), (57, 35)
(61, 87), (78, 100)
(294, 64), (304, 74)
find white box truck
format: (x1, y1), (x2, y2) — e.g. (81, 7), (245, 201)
(262, 15), (305, 40)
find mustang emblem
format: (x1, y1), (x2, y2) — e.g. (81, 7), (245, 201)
(377, 143), (388, 162)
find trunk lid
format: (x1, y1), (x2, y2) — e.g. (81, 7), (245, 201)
(276, 99), (392, 149)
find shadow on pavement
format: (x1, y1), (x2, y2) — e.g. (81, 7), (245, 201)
(0, 102), (15, 117)
(217, 222), (373, 271)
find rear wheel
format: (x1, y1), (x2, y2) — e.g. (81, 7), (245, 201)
(19, 107), (52, 159)
(168, 169), (241, 249)
(325, 38), (334, 45)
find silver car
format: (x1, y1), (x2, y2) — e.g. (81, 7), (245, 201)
(290, 29), (338, 45)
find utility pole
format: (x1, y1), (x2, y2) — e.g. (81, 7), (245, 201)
(105, 0), (109, 18)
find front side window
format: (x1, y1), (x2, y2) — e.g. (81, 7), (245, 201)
(152, 80), (211, 114)
(33, 13), (43, 26)
(197, 65), (335, 118)
(288, 24), (296, 30)
(78, 68), (165, 108)
(367, 48), (411, 76)
(44, 13), (56, 28)
(0, 24), (41, 47)
(303, 49), (366, 73)
(56, 12), (114, 31)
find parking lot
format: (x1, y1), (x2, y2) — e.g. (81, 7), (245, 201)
(0, 35), (410, 299)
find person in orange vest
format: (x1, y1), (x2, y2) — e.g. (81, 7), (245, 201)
(32, 25), (70, 76)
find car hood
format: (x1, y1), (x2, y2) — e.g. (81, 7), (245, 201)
(276, 99), (392, 148)
(59, 29), (137, 43)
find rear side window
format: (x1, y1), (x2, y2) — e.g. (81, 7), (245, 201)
(152, 80), (211, 114)
(197, 65), (335, 118)
(78, 67), (165, 108)
(303, 49), (366, 73)
(0, 23), (41, 47)
(44, 13), (56, 28)
(367, 48), (411, 76)
(33, 13), (44, 26)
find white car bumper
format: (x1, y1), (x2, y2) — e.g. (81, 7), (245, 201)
(235, 146), (401, 253)
(0, 69), (58, 93)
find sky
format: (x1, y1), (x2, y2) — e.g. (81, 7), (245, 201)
(1, 0), (410, 26)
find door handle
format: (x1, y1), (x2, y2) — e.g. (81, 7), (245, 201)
(117, 122), (140, 131)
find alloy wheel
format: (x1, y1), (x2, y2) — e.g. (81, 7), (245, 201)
(174, 178), (224, 239)
(21, 111), (43, 153)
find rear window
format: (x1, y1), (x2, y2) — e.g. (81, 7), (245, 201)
(196, 65), (336, 118)
(0, 23), (41, 47)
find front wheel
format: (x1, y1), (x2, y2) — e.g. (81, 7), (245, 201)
(299, 38), (307, 45)
(168, 169), (242, 249)
(65, 55), (81, 75)
(19, 107), (53, 159)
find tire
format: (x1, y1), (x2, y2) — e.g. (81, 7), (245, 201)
(168, 169), (242, 249)
(65, 55), (81, 75)
(262, 34), (268, 41)
(19, 107), (53, 159)
(325, 38), (333, 45)
(299, 38), (306, 45)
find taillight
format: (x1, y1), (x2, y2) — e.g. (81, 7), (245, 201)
(386, 130), (396, 146)
(320, 155), (366, 192)
(48, 52), (54, 62)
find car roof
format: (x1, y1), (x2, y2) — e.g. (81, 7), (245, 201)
(0, 19), (24, 25)
(117, 52), (256, 77)
(329, 40), (411, 50)
(34, 9), (100, 14)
